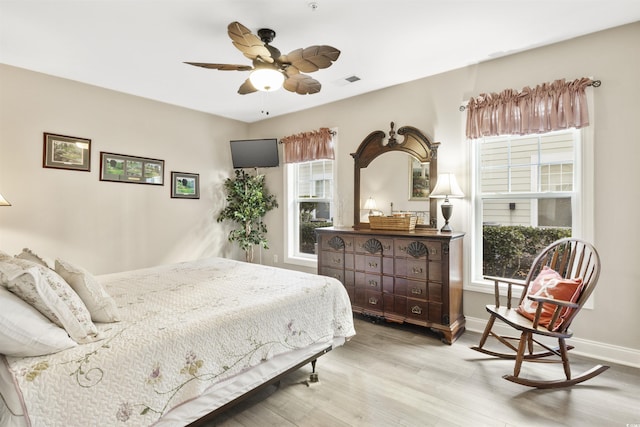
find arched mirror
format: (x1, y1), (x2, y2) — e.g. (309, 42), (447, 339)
(351, 123), (439, 229)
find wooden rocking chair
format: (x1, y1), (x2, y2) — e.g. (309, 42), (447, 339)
(471, 238), (609, 388)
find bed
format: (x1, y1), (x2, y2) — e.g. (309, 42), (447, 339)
(0, 254), (356, 426)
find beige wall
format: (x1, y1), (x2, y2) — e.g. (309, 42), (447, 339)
(0, 64), (248, 273)
(1, 22), (639, 356)
(250, 22), (640, 355)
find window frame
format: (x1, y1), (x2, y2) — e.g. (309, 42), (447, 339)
(468, 126), (595, 294)
(283, 135), (337, 269)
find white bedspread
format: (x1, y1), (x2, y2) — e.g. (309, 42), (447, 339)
(2, 258), (355, 426)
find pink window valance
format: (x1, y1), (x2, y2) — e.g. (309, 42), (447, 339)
(281, 127), (335, 163)
(465, 77), (595, 139)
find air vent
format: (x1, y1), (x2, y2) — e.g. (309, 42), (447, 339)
(345, 75), (361, 83)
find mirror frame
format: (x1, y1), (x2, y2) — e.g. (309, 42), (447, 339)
(351, 122), (440, 229)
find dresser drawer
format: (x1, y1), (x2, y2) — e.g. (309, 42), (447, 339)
(395, 239), (442, 261)
(395, 258), (428, 279)
(364, 290), (383, 311)
(355, 287), (383, 311)
(355, 272), (384, 292)
(394, 278), (433, 301)
(406, 259), (427, 280)
(407, 281), (427, 300)
(365, 255), (382, 273)
(319, 266), (345, 283)
(320, 234), (354, 252)
(319, 250), (354, 270)
(355, 237), (393, 255)
(319, 267), (354, 286)
(406, 300), (428, 322)
(355, 255), (393, 273)
(395, 239), (428, 259)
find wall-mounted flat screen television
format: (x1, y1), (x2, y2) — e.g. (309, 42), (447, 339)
(230, 138), (279, 168)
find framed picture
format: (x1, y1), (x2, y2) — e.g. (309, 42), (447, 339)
(43, 133), (91, 171)
(99, 152), (164, 185)
(409, 157), (431, 200)
(171, 172), (200, 199)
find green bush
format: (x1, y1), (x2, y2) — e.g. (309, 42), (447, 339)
(483, 225), (571, 279)
(300, 221), (332, 254)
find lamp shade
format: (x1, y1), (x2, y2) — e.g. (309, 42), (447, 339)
(363, 197), (377, 211)
(0, 193), (10, 206)
(249, 68), (285, 92)
(429, 173), (464, 199)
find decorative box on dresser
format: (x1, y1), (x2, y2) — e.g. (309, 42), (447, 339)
(317, 227), (465, 344)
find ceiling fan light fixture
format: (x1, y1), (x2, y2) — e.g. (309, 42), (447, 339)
(249, 68), (285, 92)
(185, 22), (339, 96)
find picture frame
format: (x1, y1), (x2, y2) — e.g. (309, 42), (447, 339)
(43, 133), (91, 171)
(171, 171), (200, 199)
(99, 152), (164, 185)
(409, 157), (431, 200)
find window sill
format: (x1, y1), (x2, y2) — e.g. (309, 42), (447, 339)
(284, 255), (317, 270)
(465, 279), (498, 295)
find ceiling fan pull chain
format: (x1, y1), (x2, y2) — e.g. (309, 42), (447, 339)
(260, 92), (270, 116)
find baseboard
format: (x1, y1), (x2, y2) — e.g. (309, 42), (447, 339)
(465, 316), (640, 369)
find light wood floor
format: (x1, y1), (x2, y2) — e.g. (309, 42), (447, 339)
(206, 315), (640, 427)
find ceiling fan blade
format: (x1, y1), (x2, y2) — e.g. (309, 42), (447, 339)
(283, 74), (321, 95)
(184, 62), (253, 71)
(227, 21), (273, 63)
(282, 45), (341, 73)
(238, 78), (258, 95)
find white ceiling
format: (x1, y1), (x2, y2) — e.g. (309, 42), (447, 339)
(2, 1), (639, 123)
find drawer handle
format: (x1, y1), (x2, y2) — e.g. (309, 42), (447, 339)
(368, 261), (378, 268)
(383, 244), (391, 251)
(368, 297), (379, 305)
(332, 274), (342, 280)
(411, 288), (423, 295)
(399, 245), (407, 252)
(412, 267), (423, 274)
(411, 305), (423, 315)
(368, 279), (378, 287)
(332, 257), (342, 264)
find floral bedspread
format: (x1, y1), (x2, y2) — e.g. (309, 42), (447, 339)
(5, 258), (355, 426)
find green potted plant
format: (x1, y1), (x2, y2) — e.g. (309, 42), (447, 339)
(217, 169), (278, 262)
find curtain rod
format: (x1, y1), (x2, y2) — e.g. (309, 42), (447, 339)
(279, 128), (336, 143)
(458, 79), (601, 112)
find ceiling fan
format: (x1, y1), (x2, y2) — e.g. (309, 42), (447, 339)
(185, 21), (340, 95)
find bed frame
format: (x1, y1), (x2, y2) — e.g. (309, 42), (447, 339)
(188, 346), (332, 425)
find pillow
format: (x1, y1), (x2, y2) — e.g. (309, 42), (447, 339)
(516, 266), (583, 330)
(2, 258), (102, 344)
(0, 287), (77, 357)
(0, 250), (11, 261)
(15, 248), (51, 268)
(0, 259), (25, 287)
(55, 258), (120, 323)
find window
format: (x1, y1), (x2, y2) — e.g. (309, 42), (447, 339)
(285, 159), (335, 266)
(471, 129), (592, 284)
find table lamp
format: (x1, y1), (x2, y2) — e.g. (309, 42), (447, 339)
(0, 193), (10, 206)
(429, 173), (463, 232)
(364, 197), (377, 216)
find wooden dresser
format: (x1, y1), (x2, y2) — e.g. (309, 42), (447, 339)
(316, 226), (465, 344)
